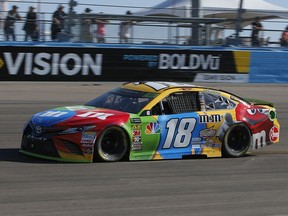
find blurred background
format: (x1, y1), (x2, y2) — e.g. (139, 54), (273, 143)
(1, 0), (288, 47)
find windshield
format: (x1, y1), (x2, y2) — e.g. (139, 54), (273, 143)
(85, 88), (158, 114)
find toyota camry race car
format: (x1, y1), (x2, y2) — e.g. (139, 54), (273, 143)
(20, 82), (280, 162)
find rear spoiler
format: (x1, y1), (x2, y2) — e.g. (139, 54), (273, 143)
(244, 98), (274, 107)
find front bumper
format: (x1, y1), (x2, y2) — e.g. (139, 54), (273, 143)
(20, 123), (93, 163)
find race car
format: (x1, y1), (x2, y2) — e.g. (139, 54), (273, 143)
(20, 81), (280, 162)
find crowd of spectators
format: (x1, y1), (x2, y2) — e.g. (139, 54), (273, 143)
(2, 4), (288, 47)
(2, 4), (136, 44)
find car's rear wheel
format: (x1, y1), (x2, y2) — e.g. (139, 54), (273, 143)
(222, 123), (251, 157)
(94, 126), (129, 162)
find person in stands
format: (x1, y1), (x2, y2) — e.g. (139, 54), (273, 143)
(23, 6), (39, 41)
(119, 10), (136, 43)
(251, 17), (263, 47)
(4, 5), (22, 41)
(94, 12), (109, 43)
(81, 8), (93, 43)
(280, 26), (288, 47)
(51, 4), (66, 41)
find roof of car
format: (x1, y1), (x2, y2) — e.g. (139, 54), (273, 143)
(121, 81), (251, 105)
(122, 81), (203, 93)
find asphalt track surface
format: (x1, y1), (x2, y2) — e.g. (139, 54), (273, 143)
(0, 82), (287, 216)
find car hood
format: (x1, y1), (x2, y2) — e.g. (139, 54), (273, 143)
(31, 105), (130, 127)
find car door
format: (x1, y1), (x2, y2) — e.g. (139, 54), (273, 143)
(149, 91), (206, 160)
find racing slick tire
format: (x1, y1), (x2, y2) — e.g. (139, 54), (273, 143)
(222, 123), (251, 158)
(94, 126), (129, 162)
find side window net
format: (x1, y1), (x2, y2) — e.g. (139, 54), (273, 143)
(166, 92), (200, 114)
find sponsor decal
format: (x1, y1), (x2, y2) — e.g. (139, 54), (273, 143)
(204, 138), (221, 147)
(81, 143), (94, 147)
(32, 110), (76, 127)
(269, 126), (279, 142)
(200, 127), (216, 138)
(83, 148), (93, 154)
(3, 52), (102, 76)
(132, 125), (141, 130)
(194, 73), (249, 83)
(123, 54), (158, 62)
(123, 54), (158, 68)
(252, 130), (266, 149)
(27, 135), (47, 141)
(132, 136), (142, 143)
(39, 111), (69, 118)
(130, 118), (141, 124)
(81, 132), (96, 144)
(132, 143), (143, 151)
(193, 142), (206, 145)
(158, 54), (220, 70)
(199, 114), (223, 123)
(208, 143), (220, 148)
(76, 112), (113, 120)
(132, 136), (143, 151)
(132, 130), (141, 137)
(145, 122), (161, 134)
(192, 137), (202, 142)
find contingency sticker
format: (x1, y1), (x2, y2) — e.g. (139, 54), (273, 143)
(81, 132), (96, 144)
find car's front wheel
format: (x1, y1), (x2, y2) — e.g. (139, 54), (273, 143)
(94, 126), (129, 162)
(222, 123), (251, 157)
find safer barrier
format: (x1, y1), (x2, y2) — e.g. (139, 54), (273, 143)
(249, 50), (288, 83)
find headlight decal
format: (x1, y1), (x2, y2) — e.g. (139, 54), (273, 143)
(60, 126), (96, 134)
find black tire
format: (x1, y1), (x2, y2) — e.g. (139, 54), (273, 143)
(94, 126), (129, 162)
(222, 123), (251, 157)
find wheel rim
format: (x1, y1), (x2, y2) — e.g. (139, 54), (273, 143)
(227, 125), (250, 152)
(101, 130), (123, 155)
(97, 127), (128, 161)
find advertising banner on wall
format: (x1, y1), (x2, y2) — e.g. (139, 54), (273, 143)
(0, 44), (250, 82)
